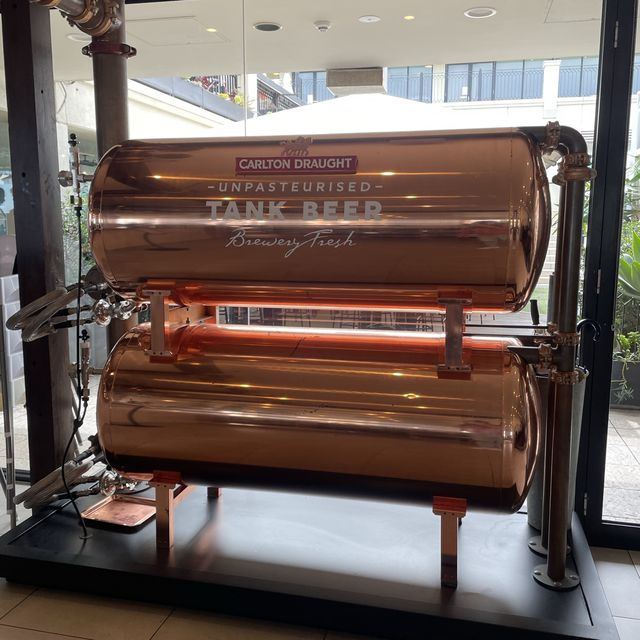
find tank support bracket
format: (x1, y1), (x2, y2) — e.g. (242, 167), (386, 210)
(142, 289), (172, 358)
(151, 480), (194, 549)
(433, 496), (467, 589)
(438, 301), (472, 378)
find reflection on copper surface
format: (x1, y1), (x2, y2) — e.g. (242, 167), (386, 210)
(89, 129), (550, 312)
(98, 323), (540, 512)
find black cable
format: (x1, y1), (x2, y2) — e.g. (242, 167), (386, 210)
(60, 153), (90, 540)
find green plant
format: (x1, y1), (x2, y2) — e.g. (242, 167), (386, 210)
(612, 331), (640, 403)
(613, 158), (640, 336)
(619, 230), (640, 300)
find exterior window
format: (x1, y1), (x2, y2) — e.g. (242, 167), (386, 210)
(523, 60), (544, 99)
(558, 57), (599, 97)
(388, 66), (433, 102)
(470, 62), (492, 101)
(494, 60), (523, 100)
(294, 71), (332, 103)
(633, 54), (640, 93)
(446, 60), (543, 102)
(446, 63), (469, 101)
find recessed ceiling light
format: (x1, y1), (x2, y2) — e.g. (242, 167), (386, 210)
(253, 22), (282, 32)
(206, 27), (217, 33)
(464, 7), (497, 19)
(403, 15), (416, 21)
(66, 32), (92, 43)
(358, 15), (381, 23)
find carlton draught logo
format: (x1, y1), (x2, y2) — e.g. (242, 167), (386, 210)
(206, 137), (384, 258)
(235, 136), (358, 175)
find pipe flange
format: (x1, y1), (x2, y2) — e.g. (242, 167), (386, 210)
(553, 152), (596, 185)
(65, 6), (94, 25)
(82, 41), (137, 58)
(553, 331), (580, 346)
(533, 565), (580, 591)
(564, 152), (592, 167)
(550, 368), (587, 385)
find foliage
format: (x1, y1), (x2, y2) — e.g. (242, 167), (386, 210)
(615, 331), (640, 361)
(619, 231), (640, 300)
(612, 331), (640, 403)
(613, 159), (640, 337)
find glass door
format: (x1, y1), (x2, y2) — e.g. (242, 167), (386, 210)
(579, 0), (640, 548)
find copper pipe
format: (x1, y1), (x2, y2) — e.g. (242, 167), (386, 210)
(540, 379), (556, 549)
(82, 1), (137, 349)
(546, 176), (586, 583)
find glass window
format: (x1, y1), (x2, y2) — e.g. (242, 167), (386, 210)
(559, 57), (583, 97)
(446, 63), (469, 102)
(632, 54), (640, 93)
(581, 56), (599, 96)
(470, 62), (493, 101)
(388, 67), (409, 99)
(408, 66), (432, 102)
(495, 60), (523, 100)
(523, 59), (544, 99)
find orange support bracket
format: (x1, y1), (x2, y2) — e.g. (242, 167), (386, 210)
(433, 496), (468, 589)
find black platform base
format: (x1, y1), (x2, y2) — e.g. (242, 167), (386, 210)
(0, 488), (619, 640)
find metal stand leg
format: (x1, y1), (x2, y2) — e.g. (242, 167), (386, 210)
(154, 482), (175, 550)
(150, 476), (194, 550)
(433, 497), (467, 589)
(0, 304), (16, 529)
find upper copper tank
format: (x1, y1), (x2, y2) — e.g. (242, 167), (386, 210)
(98, 323), (540, 511)
(89, 129), (550, 312)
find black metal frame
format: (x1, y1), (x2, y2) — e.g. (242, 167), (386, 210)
(577, 0), (640, 549)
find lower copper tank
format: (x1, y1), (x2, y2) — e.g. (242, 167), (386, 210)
(97, 323), (541, 512)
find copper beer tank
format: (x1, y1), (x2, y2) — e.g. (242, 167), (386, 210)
(97, 323), (540, 511)
(89, 129), (550, 312)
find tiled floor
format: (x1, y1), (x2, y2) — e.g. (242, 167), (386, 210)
(604, 409), (640, 523)
(591, 547), (640, 640)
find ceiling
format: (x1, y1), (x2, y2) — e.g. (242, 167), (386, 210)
(29, 0), (608, 80)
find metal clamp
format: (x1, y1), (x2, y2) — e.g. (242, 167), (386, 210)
(553, 152), (596, 185)
(82, 41), (137, 58)
(552, 331), (580, 346)
(549, 368), (587, 385)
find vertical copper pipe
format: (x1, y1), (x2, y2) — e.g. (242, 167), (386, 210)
(91, 5), (128, 155)
(546, 176), (585, 582)
(547, 273), (556, 326)
(86, 2), (136, 348)
(540, 379), (556, 549)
